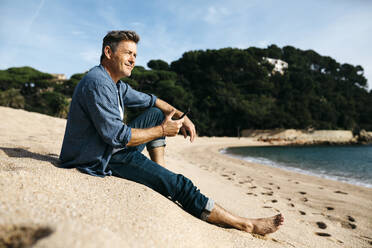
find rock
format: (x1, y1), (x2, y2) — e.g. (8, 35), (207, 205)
(358, 129), (372, 143)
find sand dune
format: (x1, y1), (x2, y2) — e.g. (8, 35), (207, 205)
(0, 106), (371, 248)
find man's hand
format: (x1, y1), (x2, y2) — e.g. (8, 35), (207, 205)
(180, 116), (196, 142)
(161, 109), (184, 137)
(154, 98), (196, 142)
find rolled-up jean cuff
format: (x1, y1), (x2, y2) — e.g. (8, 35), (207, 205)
(146, 138), (166, 150)
(200, 198), (215, 221)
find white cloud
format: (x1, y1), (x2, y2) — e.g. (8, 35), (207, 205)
(1, 0), (371, 89)
(27, 0), (45, 33)
(203, 6), (230, 24)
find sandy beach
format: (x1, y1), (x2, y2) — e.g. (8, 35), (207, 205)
(0, 106), (371, 248)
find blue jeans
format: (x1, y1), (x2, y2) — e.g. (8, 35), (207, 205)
(108, 107), (213, 219)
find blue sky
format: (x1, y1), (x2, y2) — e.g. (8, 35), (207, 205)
(1, 0), (371, 89)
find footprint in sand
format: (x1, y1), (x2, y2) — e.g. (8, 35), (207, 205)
(238, 179), (253, 184)
(221, 174), (234, 181)
(299, 210), (306, 215)
(326, 207), (334, 211)
(249, 186), (257, 189)
(326, 215), (357, 230)
(288, 203), (295, 207)
(261, 191), (274, 196)
(268, 182), (274, 185)
(301, 197), (308, 202)
(315, 232), (331, 237)
(294, 181), (299, 184)
(263, 187), (272, 190)
(334, 190), (348, 195)
(341, 222), (357, 229)
(271, 199), (278, 203)
(298, 191), (307, 195)
(347, 215), (355, 222)
(316, 222), (327, 229)
(246, 192), (258, 196)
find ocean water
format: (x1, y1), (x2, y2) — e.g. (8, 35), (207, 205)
(221, 145), (372, 188)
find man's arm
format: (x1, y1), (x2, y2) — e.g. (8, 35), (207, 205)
(126, 98), (196, 147)
(155, 98), (196, 142)
(126, 109), (183, 147)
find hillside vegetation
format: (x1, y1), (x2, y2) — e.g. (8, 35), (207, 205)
(1, 45), (371, 136)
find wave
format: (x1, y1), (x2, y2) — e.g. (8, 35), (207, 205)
(220, 148), (372, 188)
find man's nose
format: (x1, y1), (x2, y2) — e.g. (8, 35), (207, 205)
(128, 54), (135, 64)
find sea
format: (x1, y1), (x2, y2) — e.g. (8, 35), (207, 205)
(221, 145), (372, 188)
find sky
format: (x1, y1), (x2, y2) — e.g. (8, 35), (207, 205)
(0, 0), (371, 89)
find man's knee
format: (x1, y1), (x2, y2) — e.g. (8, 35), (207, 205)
(148, 107), (165, 121)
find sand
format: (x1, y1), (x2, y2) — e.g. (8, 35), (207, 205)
(0, 106), (371, 248)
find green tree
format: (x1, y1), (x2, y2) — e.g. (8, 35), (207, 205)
(147, 59), (170, 71)
(0, 88), (25, 108)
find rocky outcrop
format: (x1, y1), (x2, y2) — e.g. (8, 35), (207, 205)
(240, 129), (371, 145)
(356, 129), (372, 144)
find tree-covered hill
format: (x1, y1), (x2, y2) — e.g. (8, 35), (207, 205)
(168, 45), (371, 135)
(1, 45), (371, 136)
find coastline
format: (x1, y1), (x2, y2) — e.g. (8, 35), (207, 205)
(220, 145), (372, 189)
(168, 137), (372, 247)
(1, 106), (372, 248)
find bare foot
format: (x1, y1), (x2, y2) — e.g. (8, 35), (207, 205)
(244, 214), (284, 235)
(206, 204), (284, 235)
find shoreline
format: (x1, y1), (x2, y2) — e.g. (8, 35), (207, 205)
(1, 106), (372, 247)
(169, 136), (372, 247)
(220, 146), (372, 189)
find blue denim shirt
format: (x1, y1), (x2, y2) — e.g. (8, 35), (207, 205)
(59, 65), (157, 177)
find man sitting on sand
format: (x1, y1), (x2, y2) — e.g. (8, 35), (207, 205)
(59, 30), (283, 235)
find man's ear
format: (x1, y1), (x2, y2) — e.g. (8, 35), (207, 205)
(104, 45), (112, 60)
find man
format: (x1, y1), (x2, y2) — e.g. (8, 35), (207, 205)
(59, 30), (283, 235)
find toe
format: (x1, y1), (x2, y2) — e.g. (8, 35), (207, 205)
(274, 214), (284, 226)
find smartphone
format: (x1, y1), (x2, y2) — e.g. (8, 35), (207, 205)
(178, 107), (190, 119)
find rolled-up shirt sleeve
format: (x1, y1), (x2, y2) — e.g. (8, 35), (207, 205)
(122, 82), (157, 108)
(83, 81), (132, 148)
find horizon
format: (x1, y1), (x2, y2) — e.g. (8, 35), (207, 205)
(1, 0), (371, 89)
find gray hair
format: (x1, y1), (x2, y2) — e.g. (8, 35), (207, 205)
(100, 30), (140, 62)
